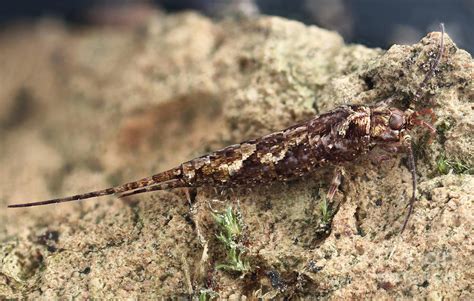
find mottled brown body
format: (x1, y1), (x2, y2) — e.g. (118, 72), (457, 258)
(181, 106), (369, 187)
(6, 104), (416, 205)
(8, 25), (446, 233)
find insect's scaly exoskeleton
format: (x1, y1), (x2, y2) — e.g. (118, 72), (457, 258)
(8, 24), (447, 234)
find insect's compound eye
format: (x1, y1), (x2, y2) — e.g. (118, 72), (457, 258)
(389, 113), (404, 130)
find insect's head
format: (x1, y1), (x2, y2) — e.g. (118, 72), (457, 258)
(370, 23), (445, 147)
(369, 107), (408, 142)
(370, 107), (436, 144)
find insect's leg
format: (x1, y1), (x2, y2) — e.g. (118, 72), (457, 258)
(326, 167), (344, 202)
(416, 120), (436, 144)
(400, 134), (417, 233)
(184, 188), (192, 204)
(412, 108), (436, 123)
(410, 108), (437, 143)
(183, 187), (198, 206)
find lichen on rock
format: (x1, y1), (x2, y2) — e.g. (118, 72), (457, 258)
(0, 11), (472, 299)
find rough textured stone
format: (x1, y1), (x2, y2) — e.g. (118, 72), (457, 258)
(0, 11), (472, 299)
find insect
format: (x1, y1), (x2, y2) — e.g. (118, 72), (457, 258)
(8, 25), (446, 233)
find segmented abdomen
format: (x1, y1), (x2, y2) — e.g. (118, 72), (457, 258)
(178, 108), (357, 187)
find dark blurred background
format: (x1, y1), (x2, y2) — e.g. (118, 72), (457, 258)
(0, 0), (472, 52)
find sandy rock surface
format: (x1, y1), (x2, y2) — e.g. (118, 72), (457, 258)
(0, 12), (472, 299)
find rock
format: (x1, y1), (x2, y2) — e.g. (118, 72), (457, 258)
(0, 11), (472, 299)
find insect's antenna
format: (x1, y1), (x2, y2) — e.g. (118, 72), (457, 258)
(401, 142), (417, 233)
(413, 23), (445, 102)
(7, 168), (180, 208)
